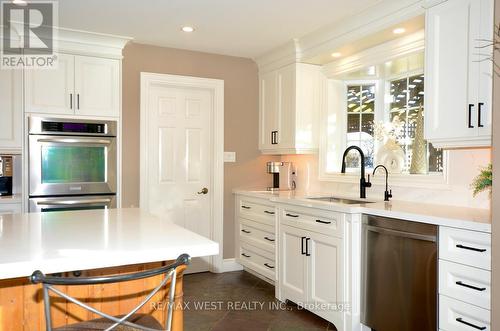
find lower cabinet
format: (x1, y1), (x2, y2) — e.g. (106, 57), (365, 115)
(279, 223), (344, 327)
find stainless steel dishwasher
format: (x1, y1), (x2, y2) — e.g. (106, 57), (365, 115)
(361, 215), (437, 331)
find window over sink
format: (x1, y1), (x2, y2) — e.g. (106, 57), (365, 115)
(320, 32), (447, 186)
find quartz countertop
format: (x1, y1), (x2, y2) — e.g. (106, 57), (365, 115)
(233, 190), (491, 233)
(0, 208), (219, 280)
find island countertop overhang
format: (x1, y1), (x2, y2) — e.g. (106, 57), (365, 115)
(0, 208), (219, 280)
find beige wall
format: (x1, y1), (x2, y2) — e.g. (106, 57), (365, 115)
(122, 42), (272, 259)
(492, 0), (499, 327)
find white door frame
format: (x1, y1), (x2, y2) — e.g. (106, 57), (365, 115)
(139, 72), (224, 273)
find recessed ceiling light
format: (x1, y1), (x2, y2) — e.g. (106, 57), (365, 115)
(331, 52), (342, 58)
(12, 0), (27, 5)
(181, 26), (195, 33)
(393, 28), (406, 35)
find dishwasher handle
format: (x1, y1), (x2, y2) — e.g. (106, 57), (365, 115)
(367, 225), (437, 242)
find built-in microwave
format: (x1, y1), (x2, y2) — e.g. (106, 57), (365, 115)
(28, 117), (117, 197)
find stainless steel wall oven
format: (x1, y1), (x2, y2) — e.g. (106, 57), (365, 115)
(28, 117), (117, 212)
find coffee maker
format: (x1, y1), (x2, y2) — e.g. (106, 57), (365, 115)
(0, 155), (13, 196)
(267, 162), (296, 191)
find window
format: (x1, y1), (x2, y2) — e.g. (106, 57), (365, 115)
(341, 52), (443, 175)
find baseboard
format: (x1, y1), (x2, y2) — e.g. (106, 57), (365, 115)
(221, 258), (243, 272)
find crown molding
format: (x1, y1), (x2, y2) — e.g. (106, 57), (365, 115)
(254, 0), (426, 73)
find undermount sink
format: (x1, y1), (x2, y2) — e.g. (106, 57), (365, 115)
(307, 197), (376, 205)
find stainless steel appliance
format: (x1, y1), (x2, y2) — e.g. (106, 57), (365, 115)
(0, 155), (13, 196)
(29, 195), (116, 213)
(28, 117), (117, 212)
(362, 215), (437, 331)
(29, 117), (117, 197)
(266, 162), (295, 191)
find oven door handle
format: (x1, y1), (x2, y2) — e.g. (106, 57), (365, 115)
(36, 138), (112, 145)
(35, 198), (113, 206)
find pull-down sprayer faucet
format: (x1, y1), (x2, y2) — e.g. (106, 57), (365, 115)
(341, 146), (372, 199)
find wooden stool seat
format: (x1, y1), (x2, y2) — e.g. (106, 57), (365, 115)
(53, 314), (163, 331)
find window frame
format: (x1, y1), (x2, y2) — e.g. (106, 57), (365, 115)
(318, 30), (450, 189)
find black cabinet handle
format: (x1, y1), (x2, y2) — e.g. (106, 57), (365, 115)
(478, 102), (484, 127)
(456, 281), (486, 292)
(264, 236), (275, 242)
(316, 219), (332, 225)
(241, 229), (251, 234)
(301, 236), (306, 255)
(241, 206), (251, 209)
(264, 263), (275, 269)
(456, 244), (487, 253)
(264, 210), (275, 215)
(456, 317), (486, 330)
(77, 94), (80, 109)
(70, 94), (73, 109)
(305, 238), (311, 256)
(241, 253), (251, 258)
(271, 131), (279, 144)
(286, 213), (299, 218)
(468, 104), (475, 128)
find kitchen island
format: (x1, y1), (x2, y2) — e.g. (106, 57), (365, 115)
(0, 208), (219, 330)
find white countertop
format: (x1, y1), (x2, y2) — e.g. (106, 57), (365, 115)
(0, 208), (219, 280)
(234, 190), (491, 233)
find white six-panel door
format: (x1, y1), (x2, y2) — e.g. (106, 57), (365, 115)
(145, 84), (213, 273)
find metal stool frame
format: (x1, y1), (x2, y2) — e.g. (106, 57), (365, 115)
(30, 254), (190, 331)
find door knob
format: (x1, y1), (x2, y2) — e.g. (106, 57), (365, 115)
(197, 188), (209, 195)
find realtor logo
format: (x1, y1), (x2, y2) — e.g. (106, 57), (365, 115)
(1, 0), (58, 69)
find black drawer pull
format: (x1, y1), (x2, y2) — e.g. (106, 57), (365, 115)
(305, 238), (311, 256)
(456, 281), (486, 292)
(264, 210), (275, 215)
(456, 244), (487, 253)
(264, 236), (275, 242)
(468, 104), (475, 128)
(241, 253), (251, 258)
(264, 263), (275, 269)
(241, 206), (251, 209)
(478, 102), (484, 127)
(241, 229), (251, 234)
(316, 219), (331, 225)
(456, 317), (486, 330)
(301, 237), (306, 255)
(286, 213), (299, 218)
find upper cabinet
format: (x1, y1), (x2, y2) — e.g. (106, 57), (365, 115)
(259, 63), (324, 154)
(0, 68), (23, 152)
(425, 0), (494, 148)
(25, 54), (120, 117)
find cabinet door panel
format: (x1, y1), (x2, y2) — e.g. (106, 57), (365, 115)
(277, 64), (295, 148)
(425, 0), (480, 141)
(75, 56), (120, 117)
(259, 71), (278, 150)
(0, 68), (22, 151)
(25, 53), (74, 114)
(280, 225), (307, 304)
(0, 203), (22, 215)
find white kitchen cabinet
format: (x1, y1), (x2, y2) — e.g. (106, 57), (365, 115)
(280, 224), (308, 304)
(425, 0), (493, 148)
(25, 53), (75, 115)
(74, 56), (120, 117)
(259, 63), (324, 154)
(25, 54), (120, 118)
(0, 68), (23, 152)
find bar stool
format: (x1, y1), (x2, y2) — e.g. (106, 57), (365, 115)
(30, 254), (191, 331)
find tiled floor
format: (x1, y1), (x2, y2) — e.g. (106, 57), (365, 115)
(183, 270), (337, 331)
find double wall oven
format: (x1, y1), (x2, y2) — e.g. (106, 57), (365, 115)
(28, 117), (117, 212)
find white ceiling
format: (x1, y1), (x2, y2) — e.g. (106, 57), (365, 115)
(56, 0), (384, 58)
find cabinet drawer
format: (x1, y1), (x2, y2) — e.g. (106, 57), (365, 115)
(240, 218), (275, 253)
(440, 227), (491, 270)
(239, 243), (275, 280)
(439, 260), (490, 310)
(439, 295), (490, 331)
(238, 198), (276, 226)
(280, 206), (343, 238)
